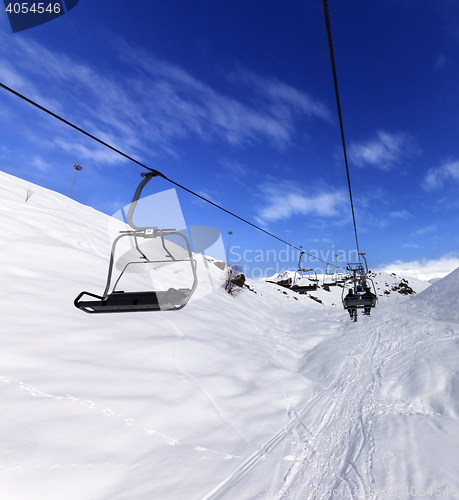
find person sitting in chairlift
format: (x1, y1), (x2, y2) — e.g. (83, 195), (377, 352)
(363, 285), (375, 315)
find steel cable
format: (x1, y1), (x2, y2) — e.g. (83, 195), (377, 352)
(322, 0), (361, 260)
(0, 80), (346, 271)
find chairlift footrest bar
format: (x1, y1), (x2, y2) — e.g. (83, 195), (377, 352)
(343, 296), (377, 309)
(291, 284), (318, 293)
(74, 288), (191, 314)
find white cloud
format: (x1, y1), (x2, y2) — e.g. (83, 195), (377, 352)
(0, 34), (330, 167)
(229, 68), (332, 123)
(255, 182), (347, 224)
(117, 41), (329, 149)
(390, 210), (411, 219)
(376, 254), (459, 281)
(402, 243), (419, 248)
(194, 190), (221, 206)
(422, 160), (459, 191)
(218, 158), (249, 185)
(0, 144), (12, 160)
(413, 225), (437, 236)
(31, 156), (52, 173)
(349, 131), (420, 170)
(53, 139), (122, 165)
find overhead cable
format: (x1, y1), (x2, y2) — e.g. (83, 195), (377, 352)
(0, 80), (345, 270)
(322, 0), (361, 259)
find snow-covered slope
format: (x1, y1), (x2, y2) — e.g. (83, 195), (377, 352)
(411, 266), (459, 322)
(2, 169), (459, 500)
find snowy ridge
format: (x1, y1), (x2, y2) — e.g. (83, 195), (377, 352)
(1, 169), (459, 499)
(411, 266), (459, 322)
(265, 269), (430, 306)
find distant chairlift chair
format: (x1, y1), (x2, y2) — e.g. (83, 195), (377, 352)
(74, 172), (198, 313)
(323, 264), (337, 287)
(291, 251), (318, 293)
(334, 272), (347, 285)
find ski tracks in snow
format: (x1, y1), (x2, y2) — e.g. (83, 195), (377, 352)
(279, 311), (459, 499)
(203, 305), (459, 500)
(282, 325), (383, 499)
(0, 374), (182, 447)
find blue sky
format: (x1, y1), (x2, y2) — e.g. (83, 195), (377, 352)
(1, 0), (459, 279)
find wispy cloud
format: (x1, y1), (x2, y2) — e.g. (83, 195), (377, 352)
(435, 53), (449, 70)
(402, 243), (420, 248)
(0, 144), (11, 160)
(194, 190), (221, 206)
(218, 158), (249, 184)
(117, 41), (330, 149)
(413, 225), (437, 236)
(349, 131), (420, 170)
(0, 34), (329, 170)
(436, 196), (459, 210)
(376, 253), (459, 281)
(422, 160), (459, 191)
(31, 156), (52, 173)
(0, 35), (145, 166)
(255, 181), (347, 224)
(228, 67), (332, 124)
(390, 210), (411, 219)
(53, 139), (122, 165)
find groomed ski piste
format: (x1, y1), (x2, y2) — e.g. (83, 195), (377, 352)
(1, 169), (459, 500)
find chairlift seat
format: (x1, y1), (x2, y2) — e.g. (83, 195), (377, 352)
(343, 293), (377, 309)
(291, 283), (317, 293)
(75, 288), (192, 314)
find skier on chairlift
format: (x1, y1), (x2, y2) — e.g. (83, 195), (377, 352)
(363, 284), (375, 315)
(344, 289), (355, 318)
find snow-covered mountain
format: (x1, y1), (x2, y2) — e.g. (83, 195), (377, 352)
(1, 169), (459, 500)
(411, 266), (459, 322)
(265, 268), (431, 305)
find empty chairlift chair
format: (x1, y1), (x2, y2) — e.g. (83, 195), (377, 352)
(334, 272), (347, 285)
(323, 264), (337, 287)
(291, 251), (318, 293)
(74, 172), (198, 313)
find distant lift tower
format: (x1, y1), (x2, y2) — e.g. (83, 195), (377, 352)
(69, 163), (83, 198)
